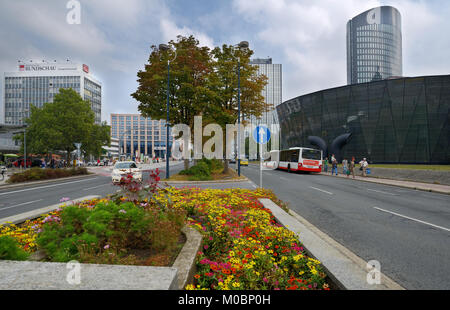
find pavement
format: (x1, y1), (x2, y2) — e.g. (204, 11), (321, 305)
(241, 164), (450, 290)
(319, 170), (450, 195)
(1, 161), (449, 290)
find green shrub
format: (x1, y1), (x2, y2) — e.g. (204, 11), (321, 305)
(36, 201), (186, 264)
(7, 167), (88, 183)
(179, 158), (224, 181)
(179, 161), (212, 180)
(0, 236), (30, 261)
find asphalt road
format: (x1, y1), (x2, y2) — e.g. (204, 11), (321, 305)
(0, 163), (186, 220)
(241, 164), (450, 290)
(1, 161), (448, 289)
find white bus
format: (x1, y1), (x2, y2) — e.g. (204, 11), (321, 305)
(276, 147), (323, 173)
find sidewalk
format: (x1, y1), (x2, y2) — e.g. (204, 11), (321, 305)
(320, 171), (450, 195)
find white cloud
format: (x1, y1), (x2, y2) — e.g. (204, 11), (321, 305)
(160, 18), (215, 49)
(232, 0), (449, 100)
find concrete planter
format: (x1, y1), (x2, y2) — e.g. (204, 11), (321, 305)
(0, 225), (203, 290)
(0, 195), (203, 290)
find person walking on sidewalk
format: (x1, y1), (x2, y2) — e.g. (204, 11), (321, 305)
(349, 156), (356, 178)
(359, 158), (369, 177)
(342, 158), (348, 176)
(323, 157), (328, 173)
(331, 154), (338, 176)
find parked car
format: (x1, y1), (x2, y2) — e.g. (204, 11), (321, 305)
(12, 158), (42, 168)
(241, 158), (249, 166)
(1, 165), (6, 178)
(111, 161), (142, 183)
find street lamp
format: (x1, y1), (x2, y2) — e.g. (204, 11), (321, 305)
(119, 129), (132, 161)
(233, 41), (249, 177)
(159, 43), (177, 179)
(22, 108), (29, 169)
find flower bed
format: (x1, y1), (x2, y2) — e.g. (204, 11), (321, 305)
(0, 197), (186, 266)
(6, 167), (89, 183)
(1, 173), (330, 290)
(153, 187), (330, 290)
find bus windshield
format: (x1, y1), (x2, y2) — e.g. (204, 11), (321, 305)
(302, 149), (322, 160)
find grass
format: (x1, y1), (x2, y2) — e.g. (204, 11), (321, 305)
(367, 164), (450, 171)
(164, 167), (246, 181)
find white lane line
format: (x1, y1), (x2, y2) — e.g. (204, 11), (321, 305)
(83, 183), (111, 190)
(279, 177), (289, 181)
(0, 199), (43, 211)
(368, 188), (398, 196)
(0, 178), (98, 196)
(309, 186), (333, 195)
(373, 207), (450, 232)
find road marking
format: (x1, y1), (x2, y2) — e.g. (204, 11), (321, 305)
(0, 177), (98, 196)
(309, 186), (333, 195)
(368, 188), (398, 196)
(83, 183), (111, 190)
(0, 199), (43, 211)
(279, 177), (289, 181)
(373, 207), (450, 232)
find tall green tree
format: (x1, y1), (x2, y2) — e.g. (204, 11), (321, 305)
(132, 35), (268, 171)
(208, 44), (268, 172)
(132, 35), (214, 168)
(15, 88), (110, 162)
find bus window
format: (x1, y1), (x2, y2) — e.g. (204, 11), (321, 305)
(302, 149), (322, 160)
(291, 150), (299, 162)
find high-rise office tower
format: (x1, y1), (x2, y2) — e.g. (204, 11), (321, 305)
(249, 58), (282, 126)
(347, 6), (402, 84)
(3, 61), (102, 125)
(110, 113), (173, 159)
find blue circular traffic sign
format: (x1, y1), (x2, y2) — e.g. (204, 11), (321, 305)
(252, 125), (271, 144)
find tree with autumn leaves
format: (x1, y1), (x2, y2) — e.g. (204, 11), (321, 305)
(132, 35), (268, 171)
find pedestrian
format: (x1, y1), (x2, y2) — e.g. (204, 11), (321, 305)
(331, 154), (338, 176)
(359, 158), (368, 177)
(349, 157), (355, 178)
(323, 157), (328, 173)
(342, 158), (348, 176)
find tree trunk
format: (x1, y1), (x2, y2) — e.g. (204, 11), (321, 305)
(223, 159), (229, 174)
(184, 159), (189, 170)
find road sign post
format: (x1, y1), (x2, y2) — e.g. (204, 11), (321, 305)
(74, 143), (82, 167)
(253, 125), (271, 188)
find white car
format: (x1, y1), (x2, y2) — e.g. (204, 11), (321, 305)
(111, 161), (142, 183)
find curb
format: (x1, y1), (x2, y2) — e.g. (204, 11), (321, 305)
(259, 198), (405, 290)
(318, 172), (450, 195)
(163, 177), (249, 184)
(0, 195), (101, 226)
(172, 226), (203, 289)
(0, 174), (96, 191)
(0, 199), (202, 291)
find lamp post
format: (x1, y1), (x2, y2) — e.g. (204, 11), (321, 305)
(159, 43), (177, 179)
(233, 41), (249, 177)
(22, 108), (29, 169)
(119, 129), (132, 161)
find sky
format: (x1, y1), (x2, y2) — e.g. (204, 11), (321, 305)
(1, 0), (449, 124)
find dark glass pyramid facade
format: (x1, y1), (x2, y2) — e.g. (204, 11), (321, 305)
(277, 75), (450, 164)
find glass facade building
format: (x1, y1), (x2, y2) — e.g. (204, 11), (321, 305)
(249, 58), (282, 126)
(3, 62), (102, 125)
(276, 75), (450, 164)
(347, 6), (402, 84)
(110, 113), (173, 159)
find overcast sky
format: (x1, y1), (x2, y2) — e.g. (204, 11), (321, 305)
(1, 0), (449, 124)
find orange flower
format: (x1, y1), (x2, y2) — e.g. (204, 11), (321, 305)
(194, 274), (200, 279)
